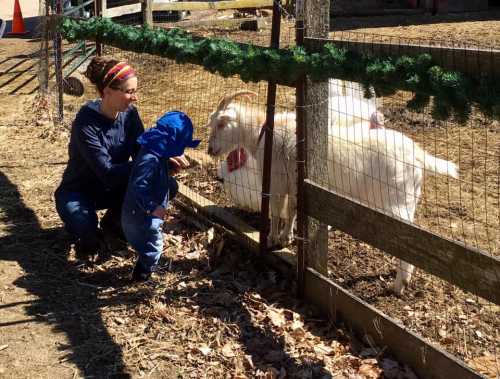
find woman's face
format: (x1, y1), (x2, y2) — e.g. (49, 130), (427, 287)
(103, 76), (138, 112)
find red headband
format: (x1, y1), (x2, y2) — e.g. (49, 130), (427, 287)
(103, 62), (136, 88)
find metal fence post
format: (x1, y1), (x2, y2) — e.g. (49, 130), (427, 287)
(295, 18), (306, 297)
(259, 0), (281, 255)
(54, 0), (64, 123)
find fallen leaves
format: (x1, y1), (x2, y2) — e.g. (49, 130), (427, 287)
(221, 342), (237, 358)
(71, 205), (411, 378)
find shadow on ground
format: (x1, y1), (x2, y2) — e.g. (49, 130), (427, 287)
(0, 170), (135, 378)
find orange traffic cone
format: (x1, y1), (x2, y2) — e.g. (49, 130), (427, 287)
(7, 0), (28, 36)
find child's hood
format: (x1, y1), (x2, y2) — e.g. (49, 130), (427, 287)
(137, 111), (201, 158)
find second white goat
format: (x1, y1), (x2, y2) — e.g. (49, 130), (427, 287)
(206, 90), (459, 295)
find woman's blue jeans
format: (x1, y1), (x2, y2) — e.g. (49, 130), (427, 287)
(55, 188), (124, 251)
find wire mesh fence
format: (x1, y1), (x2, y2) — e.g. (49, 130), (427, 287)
(312, 34), (500, 379)
(48, 3), (500, 378)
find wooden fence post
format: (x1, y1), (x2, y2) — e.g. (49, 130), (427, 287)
(142, 0), (153, 27)
(38, 0), (50, 95)
(303, 0), (330, 275)
(95, 0), (105, 55)
(54, 0), (64, 123)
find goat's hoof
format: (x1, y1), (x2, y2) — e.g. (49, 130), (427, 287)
(391, 283), (405, 297)
(278, 236), (293, 247)
(267, 236), (281, 249)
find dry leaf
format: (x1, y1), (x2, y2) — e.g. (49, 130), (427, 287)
(221, 342), (236, 358)
(267, 308), (285, 328)
(313, 343), (334, 356)
(467, 352), (497, 378)
(195, 344), (212, 356)
(359, 359), (382, 379)
(244, 355), (254, 369)
(114, 317), (125, 325)
(185, 250), (201, 260)
(207, 227), (215, 245)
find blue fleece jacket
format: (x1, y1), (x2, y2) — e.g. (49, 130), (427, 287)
(57, 101), (145, 196)
(122, 148), (178, 216)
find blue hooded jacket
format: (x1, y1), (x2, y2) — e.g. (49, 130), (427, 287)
(122, 111), (201, 217)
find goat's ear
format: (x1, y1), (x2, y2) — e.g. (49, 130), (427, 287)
(217, 109), (236, 127)
(216, 109), (237, 129)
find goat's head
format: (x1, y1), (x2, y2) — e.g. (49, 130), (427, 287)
(206, 90), (258, 157)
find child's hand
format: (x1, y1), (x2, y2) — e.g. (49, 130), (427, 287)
(151, 206), (166, 219)
(169, 155), (190, 174)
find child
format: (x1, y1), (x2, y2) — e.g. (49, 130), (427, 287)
(121, 111), (200, 282)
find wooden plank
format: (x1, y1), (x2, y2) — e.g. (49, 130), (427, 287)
(160, 16), (268, 30)
(176, 182), (260, 250)
(304, 179), (500, 305)
(304, 267), (482, 379)
(175, 181), (297, 264)
(153, 0), (273, 12)
(175, 181), (483, 379)
(304, 37), (500, 79)
(103, 3), (141, 18)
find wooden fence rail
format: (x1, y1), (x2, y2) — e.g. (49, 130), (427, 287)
(174, 173), (484, 379)
(304, 179), (500, 305)
(102, 0), (273, 18)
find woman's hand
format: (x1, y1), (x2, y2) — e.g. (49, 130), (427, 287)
(169, 155), (190, 174)
(151, 206), (166, 219)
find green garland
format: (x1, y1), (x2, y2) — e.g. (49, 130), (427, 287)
(59, 17), (500, 122)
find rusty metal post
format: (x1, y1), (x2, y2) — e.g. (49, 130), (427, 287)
(54, 0), (64, 123)
(295, 19), (306, 297)
(95, 0), (104, 55)
(259, 0), (281, 255)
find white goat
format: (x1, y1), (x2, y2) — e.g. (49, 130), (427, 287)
(206, 90), (459, 295)
(328, 79), (378, 128)
(216, 85), (381, 214)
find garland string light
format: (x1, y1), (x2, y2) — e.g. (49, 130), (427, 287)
(59, 17), (500, 122)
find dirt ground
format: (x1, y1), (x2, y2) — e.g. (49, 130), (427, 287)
(1, 9), (500, 379)
(0, 39), (414, 378)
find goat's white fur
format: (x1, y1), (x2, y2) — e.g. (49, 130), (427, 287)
(207, 90), (459, 295)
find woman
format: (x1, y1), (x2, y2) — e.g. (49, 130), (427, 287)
(55, 56), (187, 260)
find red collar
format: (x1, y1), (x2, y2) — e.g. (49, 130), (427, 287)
(227, 148), (248, 172)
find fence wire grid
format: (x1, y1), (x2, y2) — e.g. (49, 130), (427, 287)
(49, 4), (500, 378)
